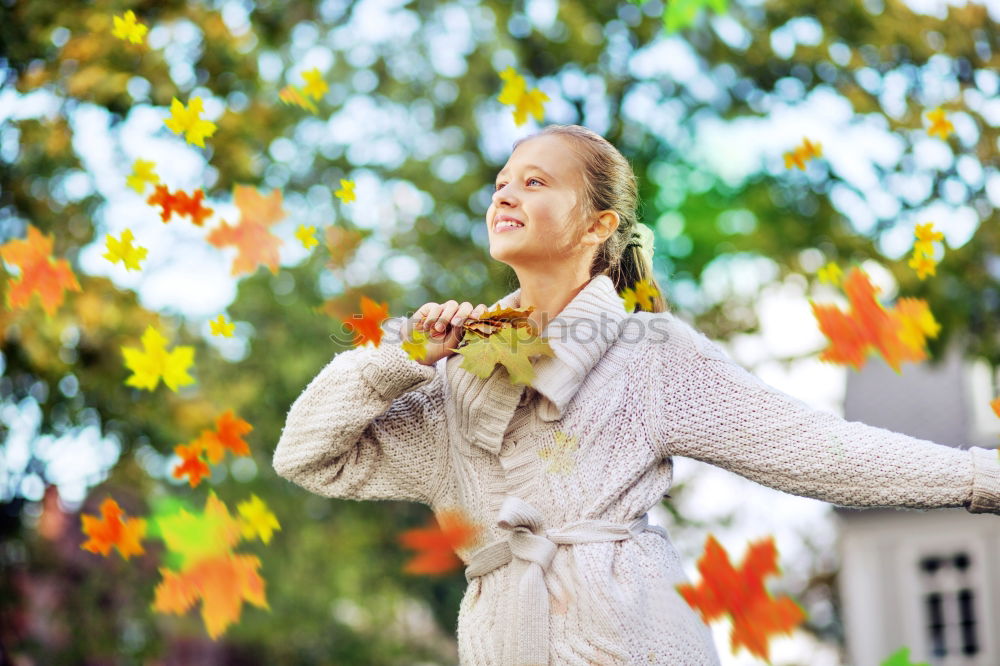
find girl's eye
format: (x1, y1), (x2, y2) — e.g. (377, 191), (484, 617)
(493, 178), (542, 192)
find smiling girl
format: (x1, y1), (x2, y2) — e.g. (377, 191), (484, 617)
(273, 124), (1000, 665)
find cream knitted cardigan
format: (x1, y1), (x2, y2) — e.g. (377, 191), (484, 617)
(272, 274), (1000, 666)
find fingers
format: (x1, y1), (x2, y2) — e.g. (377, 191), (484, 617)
(411, 301), (490, 341)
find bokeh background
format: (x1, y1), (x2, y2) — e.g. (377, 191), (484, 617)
(2, 0), (1000, 663)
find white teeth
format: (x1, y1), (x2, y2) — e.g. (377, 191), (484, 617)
(495, 220), (524, 231)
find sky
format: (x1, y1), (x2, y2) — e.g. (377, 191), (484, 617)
(2, 0), (999, 663)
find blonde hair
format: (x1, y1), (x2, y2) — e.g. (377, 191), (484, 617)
(512, 124), (669, 313)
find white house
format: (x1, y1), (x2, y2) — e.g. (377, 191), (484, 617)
(834, 337), (1000, 666)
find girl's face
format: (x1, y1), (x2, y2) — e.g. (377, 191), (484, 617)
(487, 134), (586, 266)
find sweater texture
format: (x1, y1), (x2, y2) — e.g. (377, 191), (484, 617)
(272, 274), (1000, 666)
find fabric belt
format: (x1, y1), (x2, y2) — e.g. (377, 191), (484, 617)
(464, 495), (669, 666)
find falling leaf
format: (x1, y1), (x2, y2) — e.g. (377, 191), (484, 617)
(295, 224), (318, 249)
(345, 295), (390, 348)
(111, 10), (148, 45)
(894, 297), (941, 352)
(121, 324), (196, 392)
(398, 507), (483, 575)
(155, 491), (244, 568)
(881, 646), (931, 666)
(537, 430), (580, 475)
(0, 224), (82, 317)
(173, 434), (213, 488)
(914, 222), (944, 247)
(80, 497), (147, 560)
(816, 261), (842, 286)
(620, 277), (661, 312)
(206, 185), (285, 276)
(925, 107), (954, 140)
(334, 178), (355, 203)
(809, 266), (938, 372)
(300, 67), (328, 100)
(497, 66), (548, 126)
(452, 324), (555, 386)
(164, 96), (218, 148)
(907, 253), (937, 280)
(210, 314), (235, 337)
(660, 0), (730, 33)
(146, 185), (214, 226)
(991, 397), (1000, 420)
(323, 225), (368, 269)
(783, 137), (823, 170)
(152, 552), (268, 640)
(676, 534), (805, 662)
(401, 327), (432, 362)
(237, 495), (281, 544)
(202, 409), (253, 464)
(103, 229), (148, 271)
(126, 159), (159, 193)
(278, 84), (318, 113)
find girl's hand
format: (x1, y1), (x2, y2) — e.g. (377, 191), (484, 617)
(408, 300), (489, 366)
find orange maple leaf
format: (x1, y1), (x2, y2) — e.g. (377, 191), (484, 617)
(676, 534), (805, 662)
(809, 266), (933, 373)
(201, 410), (253, 464)
(146, 185), (214, 226)
(80, 497), (147, 560)
(345, 295), (390, 347)
(173, 436), (213, 488)
(398, 508), (483, 575)
(206, 185), (285, 276)
(0, 225), (82, 316)
(152, 551), (269, 639)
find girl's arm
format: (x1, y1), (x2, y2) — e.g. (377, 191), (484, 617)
(272, 327), (447, 506)
(650, 314), (1000, 514)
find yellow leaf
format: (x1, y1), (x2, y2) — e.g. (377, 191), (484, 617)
(295, 224), (318, 249)
(164, 97), (218, 148)
(103, 229), (147, 271)
(209, 314), (235, 337)
(111, 10), (147, 45)
(334, 179), (355, 203)
(401, 327), (431, 362)
(301, 68), (328, 101)
(497, 66), (549, 126)
(452, 325), (555, 386)
(122, 324), (196, 392)
(817, 261), (842, 286)
(126, 159), (159, 194)
(237, 495), (281, 544)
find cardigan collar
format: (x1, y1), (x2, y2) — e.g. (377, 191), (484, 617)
(444, 274), (630, 456)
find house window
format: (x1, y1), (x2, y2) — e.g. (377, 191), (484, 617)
(917, 551), (980, 660)
(965, 357), (1000, 441)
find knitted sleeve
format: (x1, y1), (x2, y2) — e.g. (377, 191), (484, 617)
(271, 332), (447, 506)
(652, 316), (1000, 515)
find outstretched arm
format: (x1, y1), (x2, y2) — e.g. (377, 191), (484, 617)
(650, 314), (1000, 514)
(272, 329), (448, 506)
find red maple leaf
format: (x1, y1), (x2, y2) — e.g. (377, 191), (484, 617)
(0, 225), (81, 316)
(809, 266), (927, 373)
(201, 410), (253, 464)
(152, 551), (268, 639)
(146, 185), (214, 226)
(80, 497), (147, 560)
(172, 436), (212, 488)
(345, 295), (390, 347)
(205, 185), (285, 276)
(398, 508), (483, 575)
(676, 534), (805, 662)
